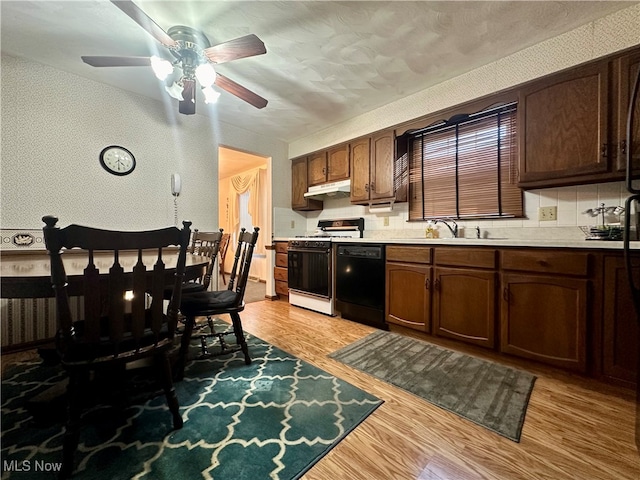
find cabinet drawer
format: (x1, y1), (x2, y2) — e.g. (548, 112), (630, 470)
(275, 242), (289, 254)
(275, 280), (289, 296)
(435, 248), (496, 269)
(386, 246), (432, 264)
(274, 266), (288, 282)
(276, 253), (288, 267)
(501, 249), (589, 276)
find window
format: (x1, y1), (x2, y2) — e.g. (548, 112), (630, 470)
(408, 103), (522, 220)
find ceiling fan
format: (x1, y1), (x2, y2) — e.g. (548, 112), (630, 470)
(81, 0), (268, 115)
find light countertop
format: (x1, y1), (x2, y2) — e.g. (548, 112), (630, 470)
(273, 236), (640, 250)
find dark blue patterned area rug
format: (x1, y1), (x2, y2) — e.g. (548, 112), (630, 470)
(1, 323), (382, 479)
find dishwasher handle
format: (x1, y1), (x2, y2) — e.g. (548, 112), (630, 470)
(337, 245), (384, 259)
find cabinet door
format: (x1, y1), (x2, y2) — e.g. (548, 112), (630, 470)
(350, 137), (371, 203)
(370, 130), (395, 200)
(386, 263), (431, 332)
(518, 61), (610, 186)
(500, 273), (587, 372)
(327, 145), (350, 182)
(615, 50), (640, 174)
(602, 256), (639, 386)
(434, 267), (496, 348)
(291, 157), (308, 209)
(307, 152), (328, 186)
(291, 157), (322, 211)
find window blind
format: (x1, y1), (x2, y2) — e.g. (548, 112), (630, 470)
(409, 104), (522, 221)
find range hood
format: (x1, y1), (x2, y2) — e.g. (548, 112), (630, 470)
(304, 179), (351, 199)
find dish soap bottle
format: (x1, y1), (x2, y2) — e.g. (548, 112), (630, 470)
(425, 221), (437, 238)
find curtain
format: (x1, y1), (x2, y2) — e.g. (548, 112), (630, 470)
(229, 166), (266, 254)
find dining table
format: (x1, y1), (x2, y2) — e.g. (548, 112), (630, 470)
(1, 249), (210, 299)
(1, 249), (210, 421)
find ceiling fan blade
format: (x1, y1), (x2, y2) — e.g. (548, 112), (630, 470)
(82, 56), (151, 67)
(179, 80), (196, 115)
(214, 73), (268, 109)
(204, 34), (266, 64)
(111, 0), (177, 47)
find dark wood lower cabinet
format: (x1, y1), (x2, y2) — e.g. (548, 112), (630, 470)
(380, 244), (635, 387)
(500, 273), (587, 372)
(433, 267), (496, 348)
(274, 242), (289, 299)
(385, 263), (431, 332)
(602, 256), (639, 387)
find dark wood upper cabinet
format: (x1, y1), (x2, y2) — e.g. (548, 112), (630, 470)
(350, 130), (397, 204)
(349, 137), (370, 203)
(518, 46), (640, 188)
(327, 144), (350, 182)
(307, 151), (328, 187)
(291, 157), (322, 211)
(615, 50), (640, 174)
(370, 130), (395, 201)
(518, 61), (610, 187)
(307, 145), (350, 187)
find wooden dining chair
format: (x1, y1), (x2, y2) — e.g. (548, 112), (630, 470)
(218, 233), (231, 285)
(176, 227), (259, 379)
(164, 229), (223, 299)
(42, 216), (191, 479)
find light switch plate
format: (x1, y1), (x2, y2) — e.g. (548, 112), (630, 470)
(538, 206), (557, 221)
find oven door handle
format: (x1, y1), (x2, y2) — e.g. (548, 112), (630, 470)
(288, 248), (331, 254)
(289, 288), (331, 300)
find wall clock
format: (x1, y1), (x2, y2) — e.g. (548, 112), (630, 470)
(99, 145), (136, 176)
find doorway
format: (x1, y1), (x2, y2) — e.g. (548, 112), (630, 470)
(218, 146), (271, 302)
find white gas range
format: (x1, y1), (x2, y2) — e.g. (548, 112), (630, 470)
(287, 218), (364, 315)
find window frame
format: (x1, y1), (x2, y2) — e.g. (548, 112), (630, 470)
(406, 101), (523, 222)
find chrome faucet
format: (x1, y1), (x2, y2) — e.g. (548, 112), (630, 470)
(433, 218), (458, 238)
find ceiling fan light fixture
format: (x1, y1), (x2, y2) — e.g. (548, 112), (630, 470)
(165, 81), (184, 101)
(195, 63), (217, 87)
(202, 86), (221, 104)
(150, 55), (173, 80)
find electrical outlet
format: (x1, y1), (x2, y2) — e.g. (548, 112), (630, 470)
(383, 217), (389, 227)
(290, 220), (295, 229)
(538, 206), (557, 221)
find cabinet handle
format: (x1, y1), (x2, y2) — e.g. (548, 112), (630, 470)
(371, 182), (375, 192)
(425, 278), (430, 290)
(503, 287), (509, 302)
(365, 183), (370, 192)
(601, 143), (608, 158)
(621, 139), (627, 155)
(322, 167), (326, 175)
(434, 279), (440, 291)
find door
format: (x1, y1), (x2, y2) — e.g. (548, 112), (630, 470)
(218, 146), (269, 288)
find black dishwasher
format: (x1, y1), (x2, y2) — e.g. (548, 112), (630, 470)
(335, 244), (387, 330)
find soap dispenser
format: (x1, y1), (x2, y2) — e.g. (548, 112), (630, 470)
(425, 221), (437, 238)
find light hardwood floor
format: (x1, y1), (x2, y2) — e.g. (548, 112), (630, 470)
(238, 300), (640, 480)
(3, 299), (639, 479)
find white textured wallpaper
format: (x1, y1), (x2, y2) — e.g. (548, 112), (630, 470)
(0, 54), (289, 233)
